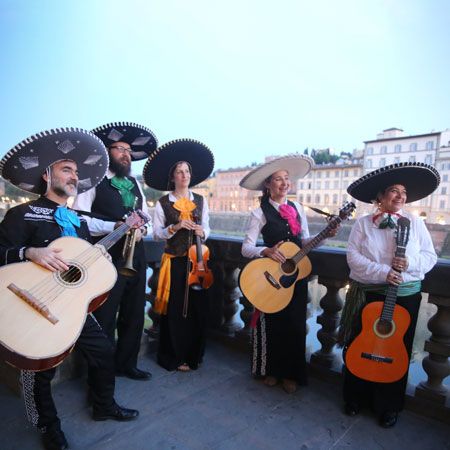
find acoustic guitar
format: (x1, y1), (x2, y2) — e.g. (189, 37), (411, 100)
(345, 217), (411, 383)
(0, 210), (149, 371)
(239, 202), (356, 313)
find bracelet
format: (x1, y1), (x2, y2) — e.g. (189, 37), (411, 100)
(168, 225), (176, 235)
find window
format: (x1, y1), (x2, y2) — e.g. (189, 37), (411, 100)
(409, 155), (416, 163)
(342, 194), (347, 202)
(381, 146), (387, 154)
(440, 200), (446, 209)
(315, 194), (321, 204)
(394, 144), (401, 153)
(326, 171), (330, 178)
(334, 180), (339, 188)
(324, 194), (330, 205)
(443, 174), (448, 182)
(299, 194), (304, 203)
(344, 170), (349, 177)
(307, 182), (312, 189)
(380, 158), (386, 167)
(425, 154), (433, 164)
(410, 142), (417, 151)
(317, 181), (321, 189)
(441, 187), (447, 195)
(325, 181), (330, 189)
(353, 169), (358, 176)
(317, 172), (322, 179)
(306, 194), (311, 203)
(426, 141), (434, 150)
(335, 170), (339, 177)
(367, 147), (374, 155)
(299, 182), (303, 190)
(366, 159), (372, 169)
(332, 193), (338, 205)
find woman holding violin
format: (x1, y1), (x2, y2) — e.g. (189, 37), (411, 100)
(143, 139), (214, 372)
(240, 155), (338, 394)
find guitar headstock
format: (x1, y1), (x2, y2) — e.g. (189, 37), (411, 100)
(396, 217), (410, 247)
(336, 201), (356, 221)
(125, 210), (150, 229)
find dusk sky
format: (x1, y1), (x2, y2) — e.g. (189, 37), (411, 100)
(1, 0), (449, 172)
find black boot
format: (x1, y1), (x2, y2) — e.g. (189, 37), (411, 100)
(41, 427), (68, 450)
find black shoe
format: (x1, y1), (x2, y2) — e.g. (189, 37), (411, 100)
(344, 402), (360, 417)
(41, 428), (68, 450)
(93, 404), (139, 422)
(116, 367), (152, 381)
(379, 411), (398, 428)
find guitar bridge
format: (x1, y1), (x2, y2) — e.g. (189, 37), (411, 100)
(361, 352), (393, 364)
(264, 271), (281, 289)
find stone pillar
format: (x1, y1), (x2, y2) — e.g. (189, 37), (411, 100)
(221, 264), (242, 335)
(310, 277), (346, 369)
(146, 262), (161, 348)
(415, 295), (450, 404)
(236, 291), (254, 342)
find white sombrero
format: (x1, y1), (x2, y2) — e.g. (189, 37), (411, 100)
(239, 154), (314, 191)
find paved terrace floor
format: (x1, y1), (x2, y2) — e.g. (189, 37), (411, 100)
(1, 341), (449, 450)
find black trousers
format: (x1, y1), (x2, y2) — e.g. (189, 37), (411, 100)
(93, 258), (146, 372)
(343, 291), (422, 414)
(21, 314), (116, 432)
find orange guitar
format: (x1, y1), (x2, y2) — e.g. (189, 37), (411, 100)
(0, 210), (149, 371)
(345, 217), (411, 383)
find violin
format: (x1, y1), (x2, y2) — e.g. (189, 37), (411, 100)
(187, 215), (213, 290)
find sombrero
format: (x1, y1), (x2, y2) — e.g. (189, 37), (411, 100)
(92, 121), (158, 161)
(239, 154), (314, 190)
(0, 127), (109, 194)
(143, 139), (214, 191)
(347, 162), (440, 203)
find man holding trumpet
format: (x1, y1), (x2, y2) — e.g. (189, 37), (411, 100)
(73, 122), (156, 381)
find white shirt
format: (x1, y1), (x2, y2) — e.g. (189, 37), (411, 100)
(72, 169), (152, 236)
(152, 191), (210, 241)
(347, 210), (437, 284)
(241, 199), (311, 259)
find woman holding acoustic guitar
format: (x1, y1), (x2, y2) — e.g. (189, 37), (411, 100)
(240, 155), (339, 394)
(143, 139), (214, 372)
(339, 162), (439, 428)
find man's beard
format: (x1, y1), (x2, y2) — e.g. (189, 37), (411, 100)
(52, 180), (78, 197)
(110, 157), (131, 177)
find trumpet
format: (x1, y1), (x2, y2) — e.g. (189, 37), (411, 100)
(119, 228), (138, 277)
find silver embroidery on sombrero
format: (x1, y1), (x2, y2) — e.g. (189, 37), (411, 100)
(19, 156), (39, 170)
(18, 182), (35, 190)
(83, 154), (103, 166)
(107, 128), (124, 141)
(132, 136), (151, 146)
(57, 139), (75, 154)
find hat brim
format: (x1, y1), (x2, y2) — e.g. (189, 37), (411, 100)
(347, 162), (440, 203)
(239, 155), (314, 190)
(92, 122), (158, 161)
(143, 139), (214, 191)
(0, 128), (109, 194)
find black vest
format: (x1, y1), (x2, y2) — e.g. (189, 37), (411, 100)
(91, 176), (145, 266)
(260, 198), (302, 248)
(159, 193), (203, 257)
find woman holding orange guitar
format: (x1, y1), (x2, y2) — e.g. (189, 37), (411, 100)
(143, 139), (214, 372)
(340, 162), (439, 428)
(240, 155), (339, 394)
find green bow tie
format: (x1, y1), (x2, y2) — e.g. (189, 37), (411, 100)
(110, 176), (136, 208)
(378, 214), (397, 229)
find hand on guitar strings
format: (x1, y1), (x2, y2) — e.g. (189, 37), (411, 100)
(25, 247), (70, 272)
(392, 256), (408, 272)
(261, 241), (286, 263)
(386, 268), (403, 286)
(173, 220), (205, 238)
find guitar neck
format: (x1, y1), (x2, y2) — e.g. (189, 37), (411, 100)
(292, 217), (341, 264)
(381, 247), (405, 322)
(97, 222), (131, 250)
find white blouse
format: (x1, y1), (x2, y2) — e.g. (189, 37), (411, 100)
(347, 210), (437, 284)
(241, 199), (311, 259)
(153, 191), (210, 241)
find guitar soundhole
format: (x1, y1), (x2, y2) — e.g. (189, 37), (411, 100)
(55, 262), (86, 287)
(281, 259), (296, 274)
(376, 319), (393, 336)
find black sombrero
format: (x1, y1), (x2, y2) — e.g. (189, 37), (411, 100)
(0, 127), (109, 194)
(92, 121), (158, 161)
(240, 154), (314, 191)
(143, 139), (214, 191)
(347, 162), (440, 203)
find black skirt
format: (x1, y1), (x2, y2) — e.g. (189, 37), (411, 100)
(157, 256), (208, 371)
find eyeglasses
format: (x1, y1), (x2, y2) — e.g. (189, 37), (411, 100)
(110, 146), (132, 154)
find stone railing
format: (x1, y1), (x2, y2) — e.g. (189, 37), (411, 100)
(145, 235), (450, 423)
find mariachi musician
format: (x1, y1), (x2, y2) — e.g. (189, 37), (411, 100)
(0, 128), (138, 450)
(73, 122), (156, 381)
(339, 162), (439, 428)
(240, 155), (339, 394)
(143, 139), (214, 372)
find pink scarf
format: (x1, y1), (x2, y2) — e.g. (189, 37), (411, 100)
(279, 203), (301, 236)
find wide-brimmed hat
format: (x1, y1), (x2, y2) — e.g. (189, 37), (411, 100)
(0, 127), (109, 194)
(92, 121), (158, 161)
(239, 154), (314, 191)
(143, 139), (214, 191)
(347, 162), (440, 203)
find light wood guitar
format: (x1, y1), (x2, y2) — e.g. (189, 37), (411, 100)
(0, 211), (148, 371)
(239, 202), (355, 313)
(345, 217), (411, 383)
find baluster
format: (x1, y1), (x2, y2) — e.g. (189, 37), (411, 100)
(237, 289), (254, 342)
(415, 294), (450, 404)
(145, 262), (161, 351)
(221, 264), (242, 335)
(310, 277), (346, 369)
